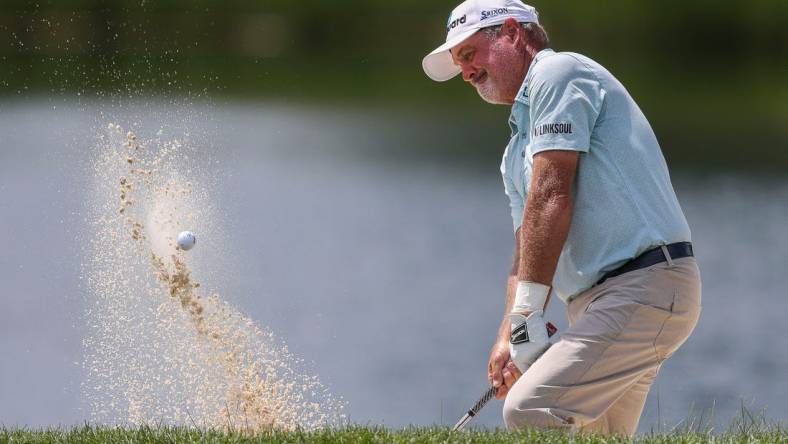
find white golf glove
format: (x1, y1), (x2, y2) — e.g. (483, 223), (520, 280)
(508, 310), (552, 373)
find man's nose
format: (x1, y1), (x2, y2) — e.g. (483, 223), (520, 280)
(461, 64), (478, 82)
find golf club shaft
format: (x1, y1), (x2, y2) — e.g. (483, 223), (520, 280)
(452, 385), (497, 431)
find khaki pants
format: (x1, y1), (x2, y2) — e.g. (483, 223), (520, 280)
(503, 256), (702, 436)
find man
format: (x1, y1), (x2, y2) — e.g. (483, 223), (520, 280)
(422, 0), (701, 436)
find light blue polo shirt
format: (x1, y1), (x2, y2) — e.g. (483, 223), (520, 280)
(501, 49), (691, 303)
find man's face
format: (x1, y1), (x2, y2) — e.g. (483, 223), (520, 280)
(450, 25), (527, 105)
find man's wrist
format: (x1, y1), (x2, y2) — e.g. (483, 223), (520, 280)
(497, 317), (511, 344)
(512, 281), (550, 313)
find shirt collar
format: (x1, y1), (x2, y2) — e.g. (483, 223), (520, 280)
(513, 48), (555, 106)
(508, 48), (554, 133)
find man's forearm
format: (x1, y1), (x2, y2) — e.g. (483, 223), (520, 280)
(496, 192), (572, 342)
(517, 190), (573, 285)
(497, 151), (578, 342)
(516, 150), (578, 288)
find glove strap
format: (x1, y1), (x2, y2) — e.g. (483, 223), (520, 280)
(513, 281), (551, 313)
(508, 310), (543, 345)
(510, 321), (530, 344)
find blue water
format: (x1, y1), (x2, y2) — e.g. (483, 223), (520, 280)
(1, 99), (786, 431)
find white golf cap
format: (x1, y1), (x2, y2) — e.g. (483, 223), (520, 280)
(422, 0), (539, 82)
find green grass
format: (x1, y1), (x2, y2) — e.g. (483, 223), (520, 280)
(1, 424), (786, 444)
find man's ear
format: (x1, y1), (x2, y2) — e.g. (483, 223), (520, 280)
(501, 18), (520, 42)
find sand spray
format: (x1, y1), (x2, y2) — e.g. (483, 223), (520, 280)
(82, 122), (344, 432)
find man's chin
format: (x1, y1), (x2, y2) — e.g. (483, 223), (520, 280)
(476, 87), (506, 105)
(474, 81), (511, 105)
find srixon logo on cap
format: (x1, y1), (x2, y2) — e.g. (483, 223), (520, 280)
(446, 14), (467, 32)
(481, 8), (509, 21)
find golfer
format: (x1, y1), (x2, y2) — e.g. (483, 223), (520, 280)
(423, 0), (701, 436)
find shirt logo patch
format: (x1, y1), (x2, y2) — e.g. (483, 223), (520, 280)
(533, 122), (573, 137)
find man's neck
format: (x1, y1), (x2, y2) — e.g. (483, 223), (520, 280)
(503, 47), (542, 105)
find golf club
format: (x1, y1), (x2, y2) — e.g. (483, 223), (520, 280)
(452, 322), (557, 431)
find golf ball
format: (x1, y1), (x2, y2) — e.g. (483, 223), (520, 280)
(177, 231), (196, 251)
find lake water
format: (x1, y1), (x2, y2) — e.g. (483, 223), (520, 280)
(1, 99), (786, 432)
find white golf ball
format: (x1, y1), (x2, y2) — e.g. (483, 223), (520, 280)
(177, 231), (196, 251)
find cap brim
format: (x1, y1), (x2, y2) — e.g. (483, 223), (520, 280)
(422, 28), (479, 82)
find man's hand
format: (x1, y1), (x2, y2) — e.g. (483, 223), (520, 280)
(489, 315), (557, 400)
(488, 341), (523, 400)
(509, 310), (552, 372)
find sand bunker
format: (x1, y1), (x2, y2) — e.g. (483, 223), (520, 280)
(82, 123), (344, 432)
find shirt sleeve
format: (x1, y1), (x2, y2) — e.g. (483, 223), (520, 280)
(528, 55), (604, 156)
